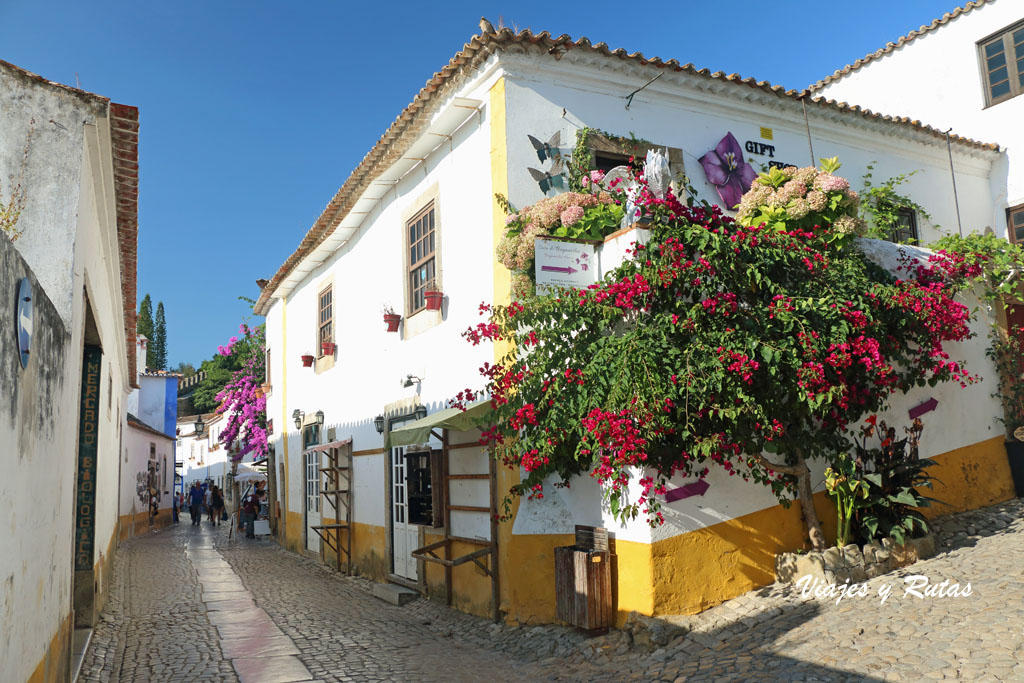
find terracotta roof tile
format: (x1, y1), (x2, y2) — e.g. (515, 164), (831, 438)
(808, 1), (994, 91)
(254, 23), (1001, 315)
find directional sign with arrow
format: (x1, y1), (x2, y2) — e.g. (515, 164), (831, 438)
(534, 238), (596, 294)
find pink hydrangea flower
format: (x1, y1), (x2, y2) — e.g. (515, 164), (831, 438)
(561, 206), (585, 226)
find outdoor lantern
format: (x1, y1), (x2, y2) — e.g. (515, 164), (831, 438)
(292, 408), (304, 430)
(373, 414), (385, 434)
(413, 405), (428, 421)
(315, 410), (325, 426)
(193, 415), (205, 436)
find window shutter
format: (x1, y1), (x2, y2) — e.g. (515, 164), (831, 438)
(430, 449), (445, 528)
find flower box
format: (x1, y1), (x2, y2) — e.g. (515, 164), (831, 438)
(384, 313), (402, 332)
(300, 354), (315, 367)
(321, 341), (336, 356)
(425, 290), (444, 311)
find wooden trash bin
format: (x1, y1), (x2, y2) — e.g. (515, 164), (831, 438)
(554, 526), (613, 630)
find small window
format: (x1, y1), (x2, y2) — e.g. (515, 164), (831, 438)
(317, 286), (333, 357)
(980, 21), (1024, 106)
(407, 203), (436, 315)
(1009, 204), (1024, 244)
(890, 207), (919, 244)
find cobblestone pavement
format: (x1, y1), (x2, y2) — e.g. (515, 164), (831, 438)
(82, 499), (1024, 682)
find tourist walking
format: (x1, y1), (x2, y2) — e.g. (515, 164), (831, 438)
(240, 490), (260, 539)
(172, 491), (179, 523)
(189, 483), (204, 525)
(211, 486), (225, 526)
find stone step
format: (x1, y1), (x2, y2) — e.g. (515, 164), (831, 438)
(372, 582), (419, 606)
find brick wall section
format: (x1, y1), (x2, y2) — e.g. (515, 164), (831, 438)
(110, 103), (140, 389)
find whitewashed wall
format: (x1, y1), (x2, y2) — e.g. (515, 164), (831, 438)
(265, 65), (503, 530)
(0, 66), (132, 682)
(815, 0), (1024, 226)
(121, 426), (175, 522)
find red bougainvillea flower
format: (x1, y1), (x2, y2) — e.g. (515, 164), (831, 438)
(698, 132), (757, 209)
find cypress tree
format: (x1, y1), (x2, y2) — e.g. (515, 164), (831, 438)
(153, 302), (168, 370)
(137, 294), (155, 368)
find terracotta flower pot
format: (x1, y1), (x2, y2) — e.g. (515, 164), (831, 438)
(300, 354), (315, 367)
(322, 341), (336, 356)
(384, 313), (402, 332)
(425, 290), (444, 311)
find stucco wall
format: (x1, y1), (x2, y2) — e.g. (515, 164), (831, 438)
(815, 0), (1024, 219)
(1, 63), (134, 681)
(0, 228), (78, 683)
(121, 425), (175, 527)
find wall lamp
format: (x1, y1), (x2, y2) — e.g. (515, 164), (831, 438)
(402, 374), (423, 388)
(292, 409), (304, 430)
(373, 414), (386, 434)
(314, 410), (325, 426)
(413, 405), (428, 421)
(193, 414), (205, 436)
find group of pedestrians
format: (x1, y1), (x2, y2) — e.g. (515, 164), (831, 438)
(187, 482), (225, 526)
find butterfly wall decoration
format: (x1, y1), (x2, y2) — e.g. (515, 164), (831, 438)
(526, 131), (567, 194)
(527, 131), (562, 162)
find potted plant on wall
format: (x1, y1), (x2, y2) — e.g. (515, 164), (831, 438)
(300, 352), (315, 367)
(383, 304), (402, 333)
(321, 335), (336, 356)
(424, 279), (444, 311)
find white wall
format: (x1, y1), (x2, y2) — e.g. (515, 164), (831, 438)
(816, 0), (1024, 224)
(121, 426), (175, 522)
(265, 66), (502, 531)
(0, 65), (132, 682)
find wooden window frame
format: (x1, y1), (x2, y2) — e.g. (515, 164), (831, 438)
(1008, 204), (1024, 244)
(316, 284), (333, 358)
(265, 347), (271, 388)
(406, 202), (437, 317)
(979, 20), (1024, 107)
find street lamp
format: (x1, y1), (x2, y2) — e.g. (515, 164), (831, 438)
(373, 414), (385, 434)
(292, 409), (304, 430)
(194, 415), (205, 436)
(315, 410), (325, 426)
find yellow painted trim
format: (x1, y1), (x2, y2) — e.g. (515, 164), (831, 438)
(27, 611), (73, 683)
(280, 298), (289, 546)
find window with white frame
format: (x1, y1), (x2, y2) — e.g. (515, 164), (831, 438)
(980, 20), (1024, 106)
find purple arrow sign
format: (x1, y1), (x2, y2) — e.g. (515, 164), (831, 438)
(664, 479), (710, 503)
(908, 397), (938, 420)
(541, 265), (578, 274)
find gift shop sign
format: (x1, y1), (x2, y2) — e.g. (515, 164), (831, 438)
(535, 238), (597, 294)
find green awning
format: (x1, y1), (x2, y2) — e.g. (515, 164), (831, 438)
(385, 400), (492, 448)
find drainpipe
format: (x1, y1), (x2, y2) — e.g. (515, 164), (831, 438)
(945, 129), (964, 238)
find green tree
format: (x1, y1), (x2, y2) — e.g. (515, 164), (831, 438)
(191, 352), (241, 413)
(153, 302), (168, 370)
(137, 294), (155, 369)
(173, 362), (196, 378)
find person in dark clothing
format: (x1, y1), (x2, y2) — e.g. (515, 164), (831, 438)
(210, 486), (225, 527)
(241, 491), (260, 539)
(189, 483), (204, 525)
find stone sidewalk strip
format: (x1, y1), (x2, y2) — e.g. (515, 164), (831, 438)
(81, 499), (1024, 681)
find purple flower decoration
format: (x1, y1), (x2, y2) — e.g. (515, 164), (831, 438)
(698, 132), (758, 209)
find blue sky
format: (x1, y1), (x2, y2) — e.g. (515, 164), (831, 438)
(2, 0), (958, 368)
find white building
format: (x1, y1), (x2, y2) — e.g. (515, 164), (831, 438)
(255, 23), (1015, 626)
(0, 60), (139, 681)
(121, 335), (179, 537)
(810, 0), (1023, 241)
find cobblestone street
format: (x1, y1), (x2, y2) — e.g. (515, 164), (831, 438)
(82, 499), (1024, 682)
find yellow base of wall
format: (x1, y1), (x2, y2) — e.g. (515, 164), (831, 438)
(501, 435), (1014, 626)
(118, 507), (173, 542)
(27, 611), (72, 683)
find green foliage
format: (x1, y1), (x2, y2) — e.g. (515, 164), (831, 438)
(851, 418), (936, 545)
(860, 164), (932, 243)
(551, 203), (624, 240)
(173, 362), (196, 378)
(153, 302), (168, 371)
(824, 453), (870, 547)
(190, 354), (237, 414)
(137, 294), (155, 369)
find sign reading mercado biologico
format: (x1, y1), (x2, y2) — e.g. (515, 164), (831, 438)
(534, 238), (597, 294)
(75, 345), (102, 571)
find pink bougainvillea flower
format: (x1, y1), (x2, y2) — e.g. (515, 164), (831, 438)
(698, 132), (757, 209)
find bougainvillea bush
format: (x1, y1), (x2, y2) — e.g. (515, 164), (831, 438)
(215, 323), (267, 462)
(469, 160), (975, 550)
